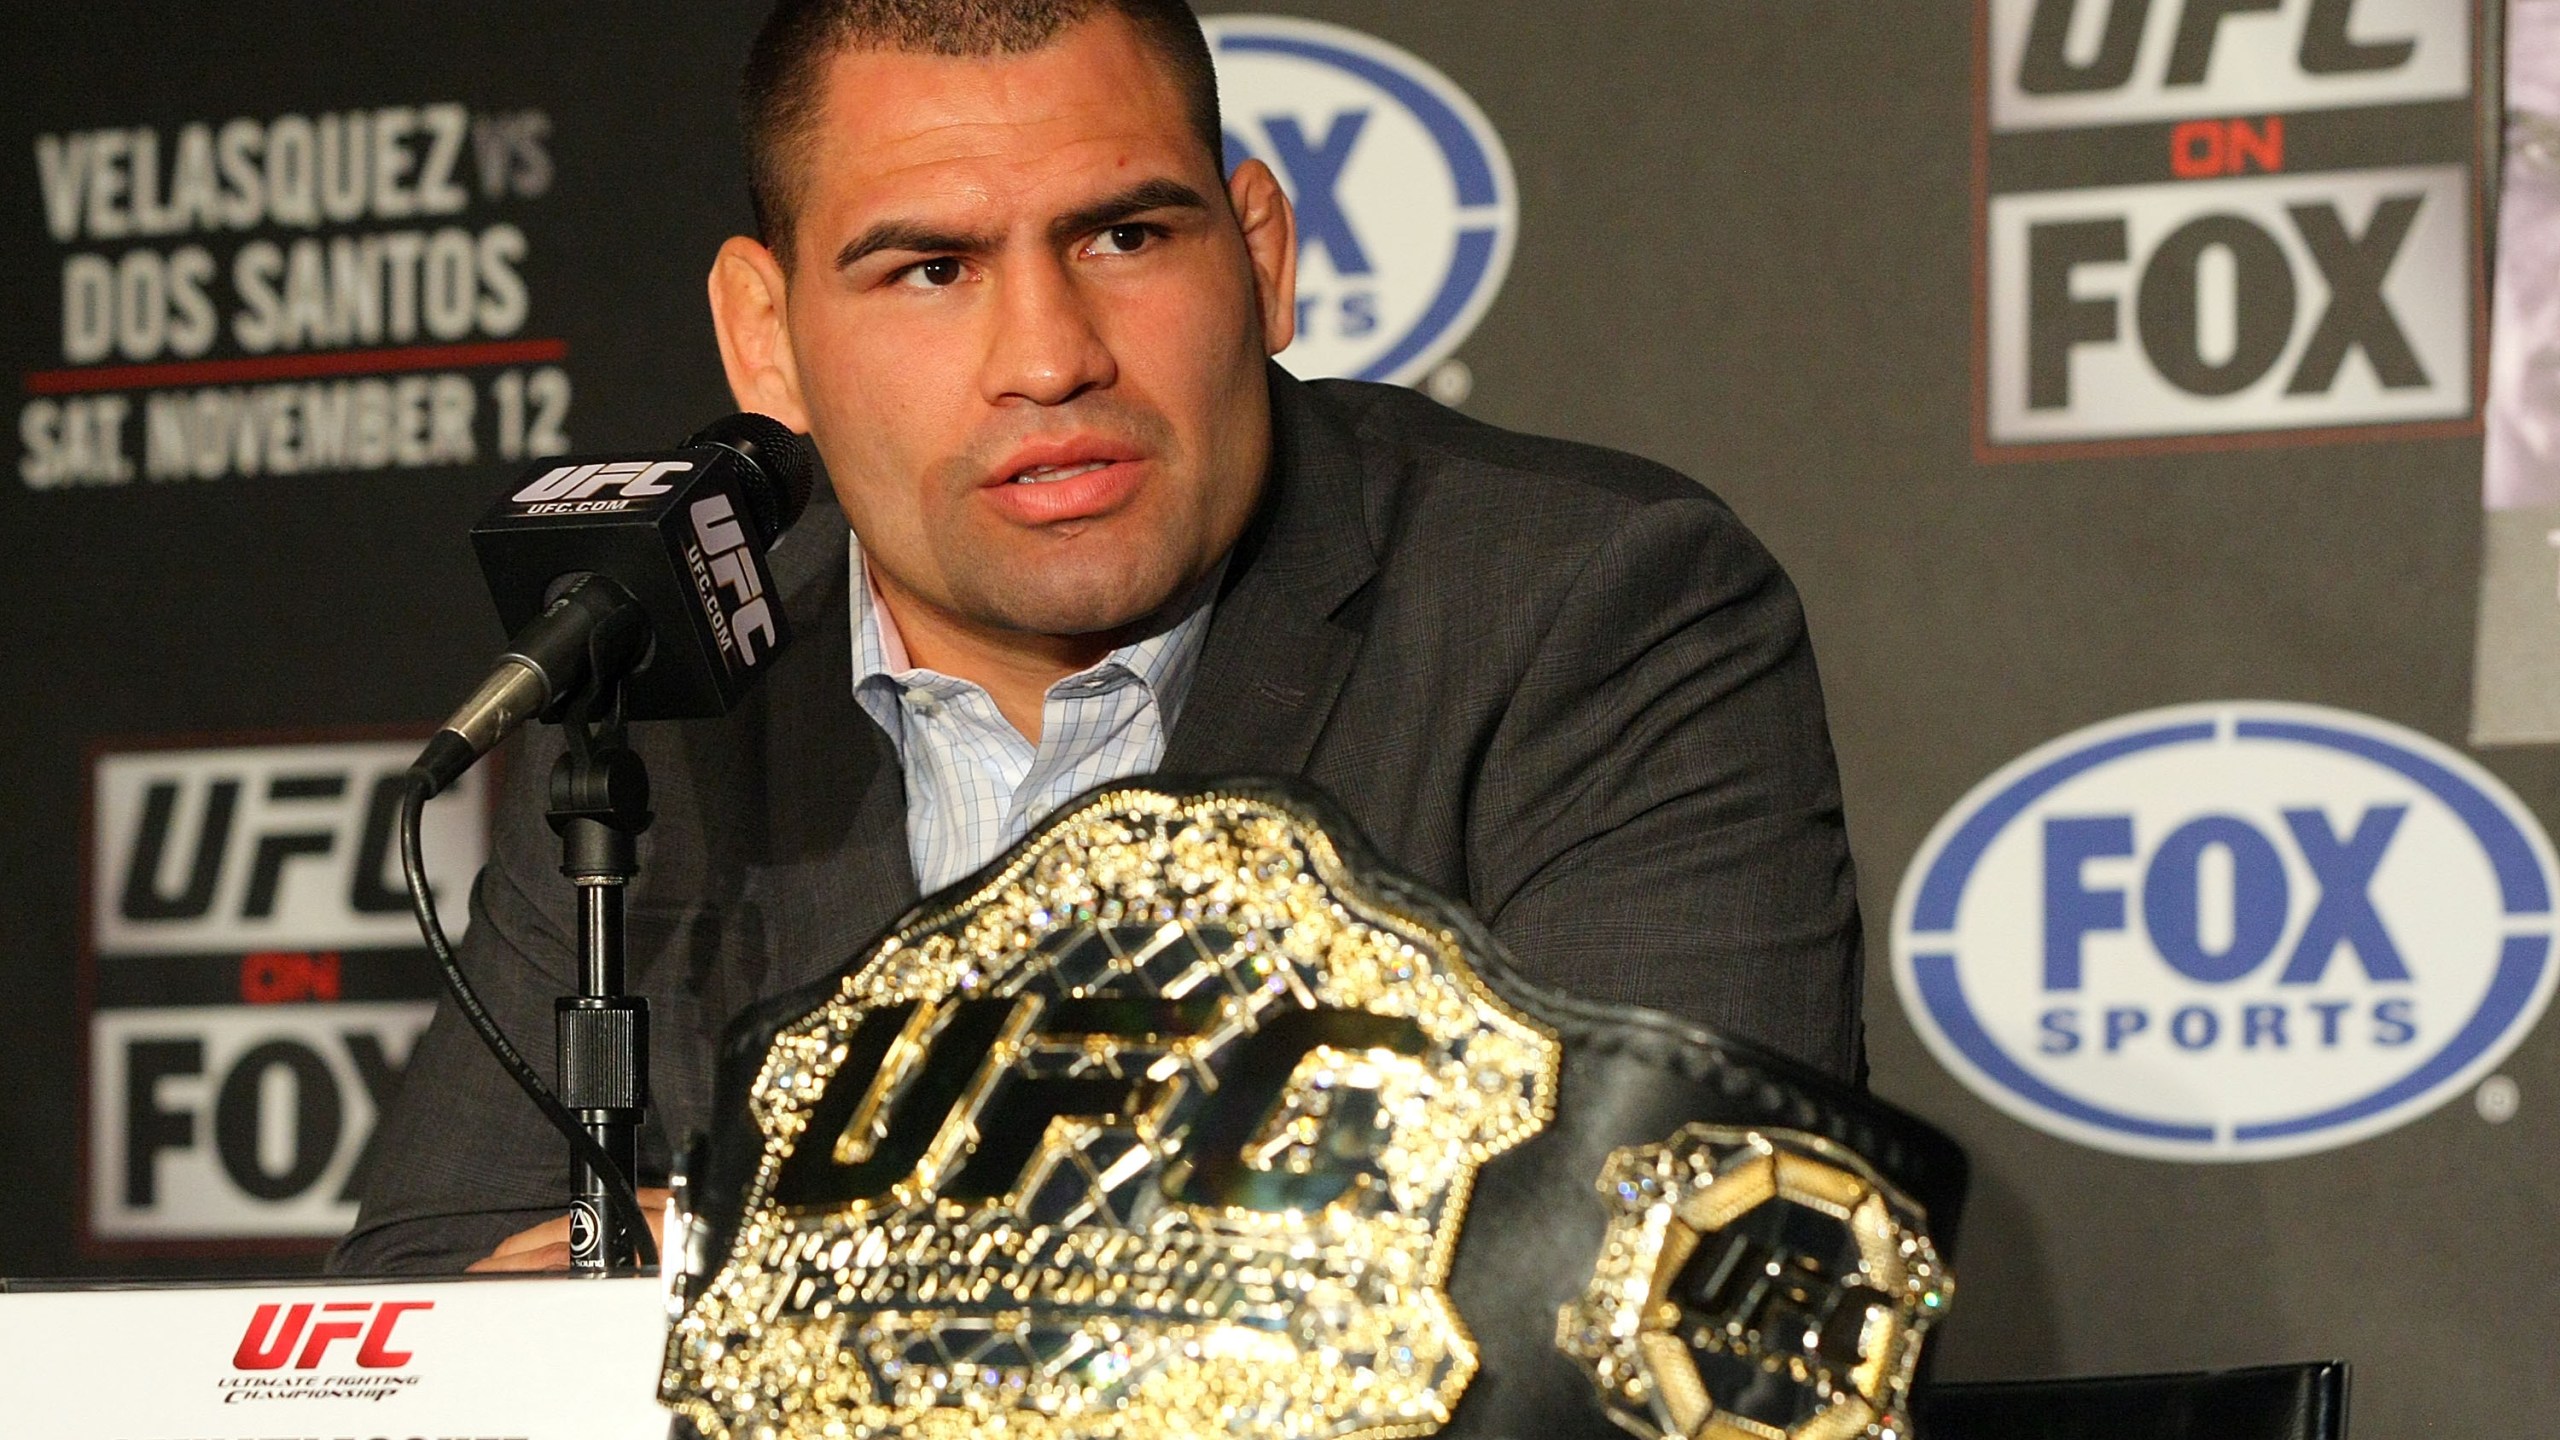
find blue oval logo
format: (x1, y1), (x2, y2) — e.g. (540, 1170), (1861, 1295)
(1891, 702), (2559, 1159)
(1203, 15), (1518, 385)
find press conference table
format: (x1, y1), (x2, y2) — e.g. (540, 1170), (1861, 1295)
(0, 1272), (674, 1438)
(0, 1272), (2349, 1440)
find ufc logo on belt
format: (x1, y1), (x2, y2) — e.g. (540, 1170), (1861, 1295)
(770, 994), (1426, 1216)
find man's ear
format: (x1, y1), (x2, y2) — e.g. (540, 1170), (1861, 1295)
(1228, 159), (1299, 357)
(708, 236), (811, 429)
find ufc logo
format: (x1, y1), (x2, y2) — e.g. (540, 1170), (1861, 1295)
(772, 995), (1424, 1215)
(232, 1299), (431, 1370)
(94, 744), (486, 952)
(2015, 0), (2420, 98)
(1990, 0), (2466, 128)
(511, 458), (693, 503)
(688, 493), (778, 667)
(119, 770), (407, 924)
(1673, 1220), (1887, 1373)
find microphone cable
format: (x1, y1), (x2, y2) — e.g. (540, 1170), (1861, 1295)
(398, 771), (660, 1270)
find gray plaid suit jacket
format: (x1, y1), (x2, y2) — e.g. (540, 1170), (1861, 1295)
(332, 367), (1863, 1274)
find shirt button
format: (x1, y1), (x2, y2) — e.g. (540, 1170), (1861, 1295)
(908, 693), (939, 717)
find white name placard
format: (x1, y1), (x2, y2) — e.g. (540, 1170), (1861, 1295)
(0, 1274), (672, 1438)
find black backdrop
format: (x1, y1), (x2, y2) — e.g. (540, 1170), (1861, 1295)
(6, 5), (2552, 1437)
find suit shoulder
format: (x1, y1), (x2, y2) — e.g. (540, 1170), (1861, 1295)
(1303, 377), (1755, 560)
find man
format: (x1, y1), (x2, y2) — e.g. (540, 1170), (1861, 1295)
(334, 0), (1861, 1275)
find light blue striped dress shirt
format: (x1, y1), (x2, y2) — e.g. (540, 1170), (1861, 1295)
(849, 537), (1217, 893)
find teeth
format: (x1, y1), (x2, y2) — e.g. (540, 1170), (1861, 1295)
(1012, 461), (1110, 484)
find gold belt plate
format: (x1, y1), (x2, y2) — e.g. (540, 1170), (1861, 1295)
(661, 787), (1561, 1440)
(1557, 1126), (1952, 1440)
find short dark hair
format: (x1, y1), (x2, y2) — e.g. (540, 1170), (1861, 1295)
(740, 0), (1223, 267)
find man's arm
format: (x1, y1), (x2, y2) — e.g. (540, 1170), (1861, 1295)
(329, 732), (588, 1274)
(1466, 491), (1863, 1081)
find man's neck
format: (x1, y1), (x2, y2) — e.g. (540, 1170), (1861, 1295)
(864, 568), (1119, 743)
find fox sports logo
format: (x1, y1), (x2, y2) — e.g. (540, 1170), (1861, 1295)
(1892, 702), (2560, 1160)
(1203, 15), (1517, 385)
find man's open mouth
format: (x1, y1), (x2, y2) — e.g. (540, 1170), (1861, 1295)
(1011, 461), (1114, 484)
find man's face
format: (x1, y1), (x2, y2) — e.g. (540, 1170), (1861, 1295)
(719, 13), (1296, 644)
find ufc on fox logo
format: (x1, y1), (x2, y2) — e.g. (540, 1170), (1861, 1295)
(1978, 0), (2475, 450)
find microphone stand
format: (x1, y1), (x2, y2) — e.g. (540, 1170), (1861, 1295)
(543, 679), (652, 1274)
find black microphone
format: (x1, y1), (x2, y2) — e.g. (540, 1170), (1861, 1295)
(412, 413), (817, 795)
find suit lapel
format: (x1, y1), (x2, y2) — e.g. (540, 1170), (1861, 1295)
(1165, 369), (1379, 777)
(745, 506), (920, 995)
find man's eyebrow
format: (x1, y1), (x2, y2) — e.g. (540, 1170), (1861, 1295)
(834, 219), (1001, 272)
(1047, 178), (1212, 244)
(831, 179), (1212, 271)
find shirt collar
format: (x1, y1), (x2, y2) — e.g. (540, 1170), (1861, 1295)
(849, 532), (1220, 739)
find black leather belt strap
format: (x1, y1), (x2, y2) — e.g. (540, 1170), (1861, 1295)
(1444, 960), (1968, 1438)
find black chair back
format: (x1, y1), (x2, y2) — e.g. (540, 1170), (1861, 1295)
(1915, 1361), (2348, 1440)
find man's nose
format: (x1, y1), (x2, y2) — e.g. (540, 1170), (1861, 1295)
(979, 256), (1117, 406)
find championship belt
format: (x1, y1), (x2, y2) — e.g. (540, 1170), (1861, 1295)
(660, 779), (1966, 1440)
